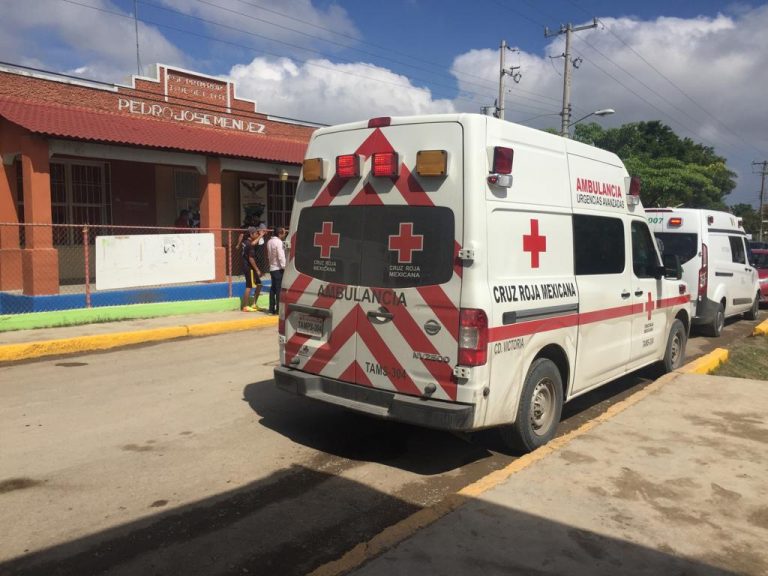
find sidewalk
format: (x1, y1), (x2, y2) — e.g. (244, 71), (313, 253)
(320, 370), (768, 576)
(0, 309), (278, 362)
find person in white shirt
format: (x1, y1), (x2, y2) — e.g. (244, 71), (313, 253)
(266, 226), (288, 315)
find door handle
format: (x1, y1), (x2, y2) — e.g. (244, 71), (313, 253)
(634, 289), (644, 297)
(367, 308), (394, 324)
(621, 290), (631, 299)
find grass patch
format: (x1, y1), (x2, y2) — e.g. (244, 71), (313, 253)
(712, 334), (768, 380)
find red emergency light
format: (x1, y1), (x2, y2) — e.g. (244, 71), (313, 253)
(492, 146), (514, 174)
(336, 154), (361, 179)
(368, 117), (391, 128)
(372, 152), (399, 177)
(629, 176), (641, 196)
(668, 217), (683, 227)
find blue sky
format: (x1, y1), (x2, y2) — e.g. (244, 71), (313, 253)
(2, 0), (767, 209)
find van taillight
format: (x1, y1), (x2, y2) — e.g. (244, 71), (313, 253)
(372, 152), (399, 177)
(278, 289), (286, 335)
(336, 154), (361, 179)
(698, 244), (708, 299)
(458, 308), (488, 367)
(492, 147), (514, 174)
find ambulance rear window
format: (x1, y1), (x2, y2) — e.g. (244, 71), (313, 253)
(295, 205), (455, 288)
(654, 232), (698, 265)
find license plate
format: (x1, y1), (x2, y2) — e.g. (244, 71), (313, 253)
(296, 314), (324, 338)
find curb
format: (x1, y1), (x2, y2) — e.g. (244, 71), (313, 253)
(753, 318), (768, 336)
(0, 315), (278, 363)
(677, 347), (729, 374)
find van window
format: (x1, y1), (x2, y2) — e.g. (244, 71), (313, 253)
(654, 232), (698, 264)
(729, 236), (746, 264)
(573, 214), (625, 275)
(631, 221), (661, 278)
(295, 205), (455, 288)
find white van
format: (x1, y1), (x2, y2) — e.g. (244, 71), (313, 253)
(274, 114), (691, 452)
(647, 208), (761, 336)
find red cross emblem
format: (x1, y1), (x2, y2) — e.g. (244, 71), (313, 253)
(646, 292), (655, 320)
(388, 222), (424, 264)
(523, 219), (547, 268)
(314, 221), (340, 259)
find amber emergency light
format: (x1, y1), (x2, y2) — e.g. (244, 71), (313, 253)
(416, 150), (447, 176)
(302, 158), (325, 182)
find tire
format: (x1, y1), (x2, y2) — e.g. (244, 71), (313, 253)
(499, 358), (563, 453)
(661, 319), (687, 373)
(703, 303), (725, 337)
(744, 292), (760, 321)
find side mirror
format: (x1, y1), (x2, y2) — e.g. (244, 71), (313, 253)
(663, 254), (682, 280)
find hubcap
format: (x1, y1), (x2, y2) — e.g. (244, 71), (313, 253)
(670, 332), (681, 367)
(530, 378), (556, 436)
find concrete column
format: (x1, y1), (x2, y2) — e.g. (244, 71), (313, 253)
(200, 157), (225, 281)
(20, 135), (59, 295)
(0, 155), (22, 291)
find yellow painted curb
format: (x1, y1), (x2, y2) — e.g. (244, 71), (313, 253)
(678, 347), (729, 374)
(309, 371), (681, 576)
(753, 318), (768, 336)
(0, 316), (278, 363)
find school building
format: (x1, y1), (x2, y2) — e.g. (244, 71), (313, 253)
(0, 63), (316, 296)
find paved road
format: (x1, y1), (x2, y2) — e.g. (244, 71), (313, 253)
(0, 312), (762, 575)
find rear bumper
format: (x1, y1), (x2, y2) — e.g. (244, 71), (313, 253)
(274, 366), (475, 431)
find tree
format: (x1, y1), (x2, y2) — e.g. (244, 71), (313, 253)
(730, 203), (761, 237)
(572, 121), (736, 208)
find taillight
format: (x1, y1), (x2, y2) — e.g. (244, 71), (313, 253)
(492, 146), (513, 174)
(458, 308), (488, 367)
(336, 154), (361, 179)
(278, 289), (287, 335)
(698, 244), (708, 298)
(372, 152), (399, 177)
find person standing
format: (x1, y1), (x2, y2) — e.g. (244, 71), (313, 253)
(267, 226), (287, 315)
(241, 226), (264, 312)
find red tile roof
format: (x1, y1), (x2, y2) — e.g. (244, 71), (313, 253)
(0, 97), (309, 164)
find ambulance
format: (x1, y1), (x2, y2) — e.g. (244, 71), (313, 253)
(646, 208), (761, 336)
(274, 114), (691, 452)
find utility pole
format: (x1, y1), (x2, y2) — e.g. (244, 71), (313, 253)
(497, 40), (521, 120)
(545, 19), (597, 137)
(753, 161), (768, 241)
(134, 0), (142, 75)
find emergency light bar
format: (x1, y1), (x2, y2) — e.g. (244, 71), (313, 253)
(371, 152), (399, 177)
(336, 154), (362, 179)
(416, 150), (447, 176)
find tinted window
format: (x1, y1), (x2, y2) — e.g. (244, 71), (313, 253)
(573, 214), (625, 275)
(654, 232), (698, 265)
(632, 221), (661, 278)
(295, 205), (455, 288)
(729, 236), (746, 264)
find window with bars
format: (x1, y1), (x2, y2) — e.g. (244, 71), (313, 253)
(267, 179), (296, 229)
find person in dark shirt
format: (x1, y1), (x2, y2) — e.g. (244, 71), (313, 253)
(241, 226), (263, 311)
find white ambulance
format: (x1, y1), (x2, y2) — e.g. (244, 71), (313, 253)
(646, 208), (761, 336)
(274, 114), (691, 452)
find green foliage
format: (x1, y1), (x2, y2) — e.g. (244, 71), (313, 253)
(572, 121), (736, 209)
(730, 203), (761, 236)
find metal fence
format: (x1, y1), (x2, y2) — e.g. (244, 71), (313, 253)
(0, 222), (272, 315)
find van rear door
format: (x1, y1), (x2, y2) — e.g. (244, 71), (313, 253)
(287, 120), (464, 403)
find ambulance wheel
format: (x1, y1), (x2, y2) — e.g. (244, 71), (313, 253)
(703, 303), (725, 337)
(744, 292), (760, 321)
(661, 319), (686, 373)
(499, 358), (563, 453)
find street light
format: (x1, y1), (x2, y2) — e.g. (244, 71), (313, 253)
(567, 108), (615, 129)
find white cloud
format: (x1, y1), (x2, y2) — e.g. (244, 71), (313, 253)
(450, 7), (768, 206)
(0, 0), (186, 82)
(229, 57), (456, 124)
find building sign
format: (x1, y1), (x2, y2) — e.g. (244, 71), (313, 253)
(116, 65), (266, 134)
(117, 98), (266, 133)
